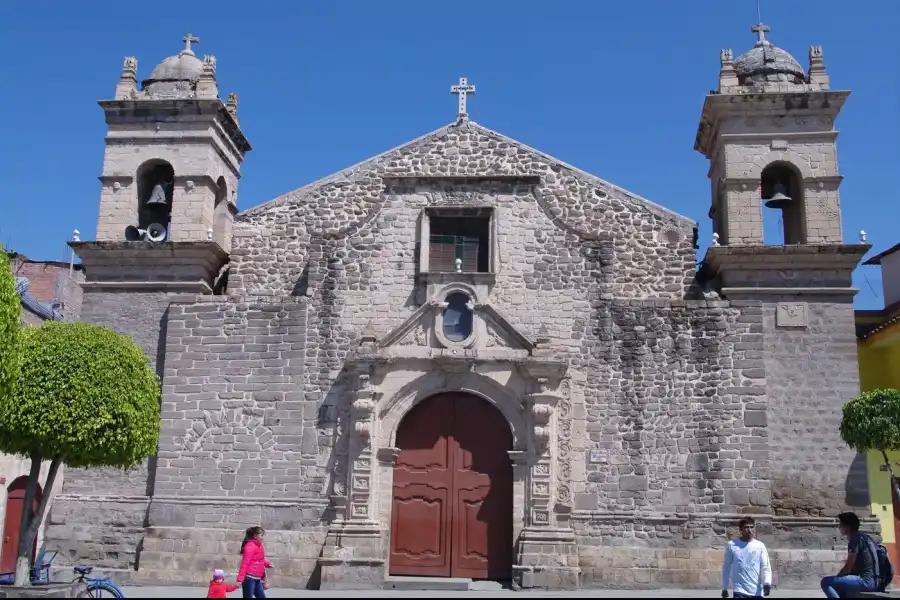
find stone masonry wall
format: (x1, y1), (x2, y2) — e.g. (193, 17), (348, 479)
(43, 289), (173, 575)
(764, 299), (869, 521)
(571, 298), (775, 587)
(153, 297), (318, 498)
(230, 120), (697, 301)
(132, 296), (328, 585)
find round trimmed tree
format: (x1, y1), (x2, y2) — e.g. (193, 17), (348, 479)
(0, 321), (160, 586)
(840, 387), (900, 516)
(0, 249), (21, 403)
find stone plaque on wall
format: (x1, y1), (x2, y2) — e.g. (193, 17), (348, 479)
(589, 448), (608, 464)
(776, 302), (808, 328)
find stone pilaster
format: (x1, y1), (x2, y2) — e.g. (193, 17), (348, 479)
(319, 329), (385, 590)
(517, 359), (580, 590)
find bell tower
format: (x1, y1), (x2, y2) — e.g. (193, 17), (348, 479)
(693, 20), (874, 559)
(695, 23), (845, 247)
(73, 33), (251, 294)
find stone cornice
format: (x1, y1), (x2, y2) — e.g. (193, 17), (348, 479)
(70, 241), (229, 291)
(98, 98), (251, 154)
(703, 243), (871, 273)
(694, 89), (851, 157)
(721, 286), (859, 298)
(722, 174), (843, 188)
(718, 130), (839, 142)
(79, 280), (214, 294)
(382, 175), (543, 185)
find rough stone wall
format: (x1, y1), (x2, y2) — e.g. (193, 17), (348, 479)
(763, 299), (868, 520)
(573, 299), (767, 512)
(571, 298), (773, 587)
(230, 120), (697, 301)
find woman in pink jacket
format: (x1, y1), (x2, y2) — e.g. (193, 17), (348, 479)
(237, 526), (272, 598)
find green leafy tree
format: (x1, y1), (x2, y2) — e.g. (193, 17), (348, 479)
(840, 387), (900, 516)
(0, 249), (22, 403)
(0, 321), (160, 586)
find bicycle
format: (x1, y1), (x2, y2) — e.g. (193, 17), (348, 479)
(72, 566), (125, 598)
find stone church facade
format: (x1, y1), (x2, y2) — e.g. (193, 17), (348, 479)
(47, 25), (873, 590)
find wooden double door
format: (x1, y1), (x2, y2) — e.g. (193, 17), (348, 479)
(389, 393), (514, 580)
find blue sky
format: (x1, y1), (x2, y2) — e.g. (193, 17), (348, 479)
(1, 1), (897, 309)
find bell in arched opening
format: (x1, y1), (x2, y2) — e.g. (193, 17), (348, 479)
(760, 164), (797, 210)
(763, 180), (793, 209)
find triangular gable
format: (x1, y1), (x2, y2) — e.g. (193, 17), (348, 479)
(239, 120), (695, 229)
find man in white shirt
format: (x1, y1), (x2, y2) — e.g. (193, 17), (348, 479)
(722, 517), (773, 598)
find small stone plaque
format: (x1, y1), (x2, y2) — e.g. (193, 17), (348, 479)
(589, 448), (608, 464)
(776, 302), (808, 328)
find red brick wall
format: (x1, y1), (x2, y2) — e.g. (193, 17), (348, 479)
(9, 257), (84, 321)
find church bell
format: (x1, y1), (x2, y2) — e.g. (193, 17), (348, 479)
(145, 183), (169, 206)
(763, 181), (793, 210)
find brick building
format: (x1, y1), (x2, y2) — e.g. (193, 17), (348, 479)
(0, 253), (82, 574)
(50, 24), (874, 590)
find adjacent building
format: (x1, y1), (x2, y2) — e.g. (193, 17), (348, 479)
(856, 242), (900, 581)
(0, 252), (82, 574)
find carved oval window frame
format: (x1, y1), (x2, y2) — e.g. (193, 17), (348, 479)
(435, 290), (477, 349)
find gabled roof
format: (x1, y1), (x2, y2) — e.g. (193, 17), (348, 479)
(863, 242), (900, 266)
(239, 119), (695, 228)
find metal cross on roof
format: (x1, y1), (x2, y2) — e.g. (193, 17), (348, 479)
(450, 77), (476, 120)
(182, 33), (201, 55)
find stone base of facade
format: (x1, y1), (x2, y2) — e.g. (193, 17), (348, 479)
(513, 527), (581, 590)
(317, 520), (386, 590)
(42, 495), (149, 585)
(43, 498), (865, 591)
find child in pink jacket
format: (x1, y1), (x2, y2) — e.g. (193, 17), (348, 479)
(237, 526), (272, 598)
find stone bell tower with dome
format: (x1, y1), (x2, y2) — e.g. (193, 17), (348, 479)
(52, 34), (251, 568)
(695, 19), (875, 561)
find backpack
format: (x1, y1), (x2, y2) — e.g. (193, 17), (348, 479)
(862, 533), (894, 592)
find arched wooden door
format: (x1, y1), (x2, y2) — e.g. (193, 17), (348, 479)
(389, 392), (514, 580)
(1, 477), (41, 574)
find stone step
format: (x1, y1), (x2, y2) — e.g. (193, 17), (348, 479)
(383, 576), (472, 591)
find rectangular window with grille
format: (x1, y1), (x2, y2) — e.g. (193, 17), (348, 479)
(427, 213), (491, 273)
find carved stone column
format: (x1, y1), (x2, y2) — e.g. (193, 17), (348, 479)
(349, 360), (376, 522)
(516, 354), (580, 590)
(523, 376), (559, 528)
(318, 330), (385, 590)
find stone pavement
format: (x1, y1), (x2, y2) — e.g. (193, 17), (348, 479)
(121, 586), (823, 598)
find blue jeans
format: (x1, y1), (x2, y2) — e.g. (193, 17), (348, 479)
(242, 576), (266, 598)
(820, 575), (877, 598)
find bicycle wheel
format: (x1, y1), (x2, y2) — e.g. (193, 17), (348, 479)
(84, 581), (125, 598)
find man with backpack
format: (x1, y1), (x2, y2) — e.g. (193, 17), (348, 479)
(820, 511), (894, 598)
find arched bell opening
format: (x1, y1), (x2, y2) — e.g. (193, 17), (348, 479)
(128, 159), (175, 242)
(761, 162), (806, 245)
(213, 176), (232, 251)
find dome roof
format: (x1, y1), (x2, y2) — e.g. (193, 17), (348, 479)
(140, 35), (205, 99)
(734, 36), (806, 85)
(147, 51), (203, 83)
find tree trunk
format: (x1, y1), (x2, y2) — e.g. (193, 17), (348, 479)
(13, 454), (42, 587)
(880, 449), (900, 517)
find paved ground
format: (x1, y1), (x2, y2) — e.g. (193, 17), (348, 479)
(121, 586), (823, 598)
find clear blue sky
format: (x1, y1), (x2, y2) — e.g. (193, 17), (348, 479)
(1, 1), (897, 309)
